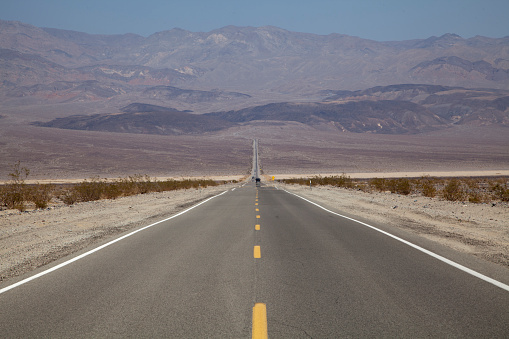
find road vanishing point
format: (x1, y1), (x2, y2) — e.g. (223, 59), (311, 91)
(1, 140), (508, 337)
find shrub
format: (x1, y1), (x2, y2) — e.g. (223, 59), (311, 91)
(370, 178), (387, 192)
(29, 184), (54, 209)
(332, 174), (353, 188)
(386, 178), (411, 195)
(135, 174), (153, 194)
(490, 181), (509, 202)
(60, 190), (79, 205)
(420, 176), (437, 198)
(442, 179), (464, 201)
(72, 177), (105, 202)
(396, 178), (412, 195)
(0, 184), (25, 210)
(1, 162), (30, 211)
(117, 174), (150, 195)
(103, 182), (122, 199)
(465, 178), (480, 191)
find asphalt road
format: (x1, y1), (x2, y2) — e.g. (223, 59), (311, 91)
(252, 139), (260, 180)
(1, 182), (508, 338)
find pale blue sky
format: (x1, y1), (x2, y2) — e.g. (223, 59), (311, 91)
(1, 0), (508, 41)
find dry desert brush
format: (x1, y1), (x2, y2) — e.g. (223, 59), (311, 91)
(28, 184), (54, 209)
(1, 163), (229, 210)
(60, 176), (222, 205)
(1, 162), (33, 211)
(281, 174), (509, 204)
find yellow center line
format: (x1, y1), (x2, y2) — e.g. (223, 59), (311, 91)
(255, 203), (258, 205)
(256, 215), (260, 219)
(256, 208), (259, 211)
(255, 224), (260, 231)
(254, 246), (261, 258)
(252, 303), (268, 339)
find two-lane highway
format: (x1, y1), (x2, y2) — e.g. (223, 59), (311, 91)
(1, 182), (509, 337)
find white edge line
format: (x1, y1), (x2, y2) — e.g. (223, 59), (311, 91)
(0, 190), (229, 295)
(283, 189), (509, 293)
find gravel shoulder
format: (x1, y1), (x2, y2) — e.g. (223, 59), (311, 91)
(1, 181), (508, 285)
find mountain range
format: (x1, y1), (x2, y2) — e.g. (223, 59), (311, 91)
(1, 19), (509, 135)
(2, 20), (509, 95)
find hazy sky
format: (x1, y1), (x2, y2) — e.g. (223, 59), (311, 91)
(1, 0), (508, 41)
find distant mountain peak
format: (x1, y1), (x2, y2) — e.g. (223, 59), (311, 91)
(440, 33), (463, 39)
(412, 33), (465, 49)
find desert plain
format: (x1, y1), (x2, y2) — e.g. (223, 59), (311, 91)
(1, 100), (508, 182)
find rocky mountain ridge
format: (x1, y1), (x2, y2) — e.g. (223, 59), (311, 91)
(34, 84), (509, 135)
(1, 19), (509, 99)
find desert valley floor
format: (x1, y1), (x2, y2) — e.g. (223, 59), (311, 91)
(1, 108), (508, 181)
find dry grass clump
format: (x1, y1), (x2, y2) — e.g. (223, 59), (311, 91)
(281, 174), (509, 204)
(1, 162), (232, 211)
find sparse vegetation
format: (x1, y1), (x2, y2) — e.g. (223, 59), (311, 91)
(281, 174), (509, 204)
(419, 175), (437, 198)
(0, 161), (31, 211)
(1, 162), (231, 211)
(283, 173), (354, 189)
(442, 179), (464, 201)
(58, 175), (222, 205)
(28, 184), (54, 209)
(491, 180), (509, 202)
(370, 178), (387, 192)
